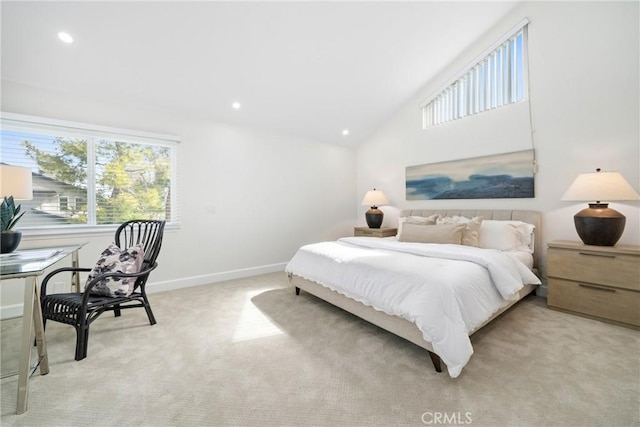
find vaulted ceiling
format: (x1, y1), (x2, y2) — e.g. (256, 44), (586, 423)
(2, 1), (520, 147)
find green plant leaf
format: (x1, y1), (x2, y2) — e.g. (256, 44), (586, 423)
(1, 196), (24, 231)
(7, 210), (25, 230)
(6, 196), (16, 212)
(1, 197), (10, 231)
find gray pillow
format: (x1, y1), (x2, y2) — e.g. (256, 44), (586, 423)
(397, 223), (465, 244)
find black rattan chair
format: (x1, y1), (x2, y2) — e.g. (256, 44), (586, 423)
(40, 219), (165, 360)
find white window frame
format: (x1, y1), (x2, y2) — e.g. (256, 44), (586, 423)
(0, 112), (181, 237)
(421, 18), (530, 128)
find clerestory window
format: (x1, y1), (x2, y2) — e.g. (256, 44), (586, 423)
(421, 18), (529, 128)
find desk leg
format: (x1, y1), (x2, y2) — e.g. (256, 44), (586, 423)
(33, 279), (49, 375)
(72, 249), (80, 293)
(17, 276), (36, 414)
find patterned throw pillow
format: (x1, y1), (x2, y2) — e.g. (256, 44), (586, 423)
(85, 243), (145, 297)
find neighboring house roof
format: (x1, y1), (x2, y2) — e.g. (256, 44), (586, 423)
(31, 170), (86, 195)
(29, 208), (67, 221)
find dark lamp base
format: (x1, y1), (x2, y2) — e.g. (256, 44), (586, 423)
(365, 208), (384, 229)
(574, 203), (625, 246)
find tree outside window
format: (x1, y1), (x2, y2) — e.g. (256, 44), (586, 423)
(1, 120), (177, 228)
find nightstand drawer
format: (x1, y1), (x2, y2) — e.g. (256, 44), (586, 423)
(548, 278), (640, 327)
(547, 247), (640, 291)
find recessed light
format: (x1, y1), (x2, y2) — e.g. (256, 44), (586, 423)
(342, 129), (350, 136)
(232, 102), (241, 110)
(58, 32), (74, 44)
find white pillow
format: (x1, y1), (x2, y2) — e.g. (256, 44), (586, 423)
(397, 214), (439, 236)
(479, 220), (535, 253)
(437, 216), (483, 247)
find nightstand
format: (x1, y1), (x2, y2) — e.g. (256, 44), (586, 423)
(353, 227), (397, 238)
(547, 240), (640, 329)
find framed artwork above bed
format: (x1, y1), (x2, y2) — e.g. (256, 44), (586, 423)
(406, 149), (535, 200)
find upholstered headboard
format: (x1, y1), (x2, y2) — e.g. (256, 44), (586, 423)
(399, 209), (542, 270)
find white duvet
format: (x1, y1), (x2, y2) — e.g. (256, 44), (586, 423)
(285, 237), (541, 378)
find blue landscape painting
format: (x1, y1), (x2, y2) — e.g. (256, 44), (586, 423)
(406, 150), (535, 200)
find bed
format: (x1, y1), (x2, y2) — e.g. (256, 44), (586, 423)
(286, 209), (542, 378)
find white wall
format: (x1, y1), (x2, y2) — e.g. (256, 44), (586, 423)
(1, 81), (357, 318)
(356, 1), (640, 287)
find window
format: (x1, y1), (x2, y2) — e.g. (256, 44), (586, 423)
(421, 18), (529, 128)
(59, 196), (69, 212)
(0, 113), (180, 231)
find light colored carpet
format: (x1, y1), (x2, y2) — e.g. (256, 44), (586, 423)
(1, 272), (638, 426)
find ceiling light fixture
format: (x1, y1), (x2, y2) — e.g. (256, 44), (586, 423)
(58, 32), (74, 44)
(232, 102), (241, 110)
(342, 129), (350, 136)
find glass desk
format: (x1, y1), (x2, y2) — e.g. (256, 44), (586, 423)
(0, 244), (86, 414)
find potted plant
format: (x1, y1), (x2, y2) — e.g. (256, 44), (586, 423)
(1, 196), (26, 253)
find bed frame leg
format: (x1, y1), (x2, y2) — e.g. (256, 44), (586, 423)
(428, 351), (442, 373)
(295, 287), (300, 296)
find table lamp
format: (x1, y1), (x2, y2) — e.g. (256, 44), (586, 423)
(561, 168), (639, 246)
(361, 189), (388, 229)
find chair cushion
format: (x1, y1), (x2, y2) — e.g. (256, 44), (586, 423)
(85, 243), (145, 297)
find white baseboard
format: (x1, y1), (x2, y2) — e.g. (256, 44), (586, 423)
(146, 262), (288, 294)
(0, 262), (288, 320)
(1, 304), (24, 320)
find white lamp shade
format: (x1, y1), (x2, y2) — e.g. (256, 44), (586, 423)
(561, 171), (639, 202)
(361, 189), (388, 207)
(0, 165), (33, 200)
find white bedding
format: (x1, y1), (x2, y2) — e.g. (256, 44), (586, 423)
(506, 250), (534, 270)
(285, 237), (541, 378)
